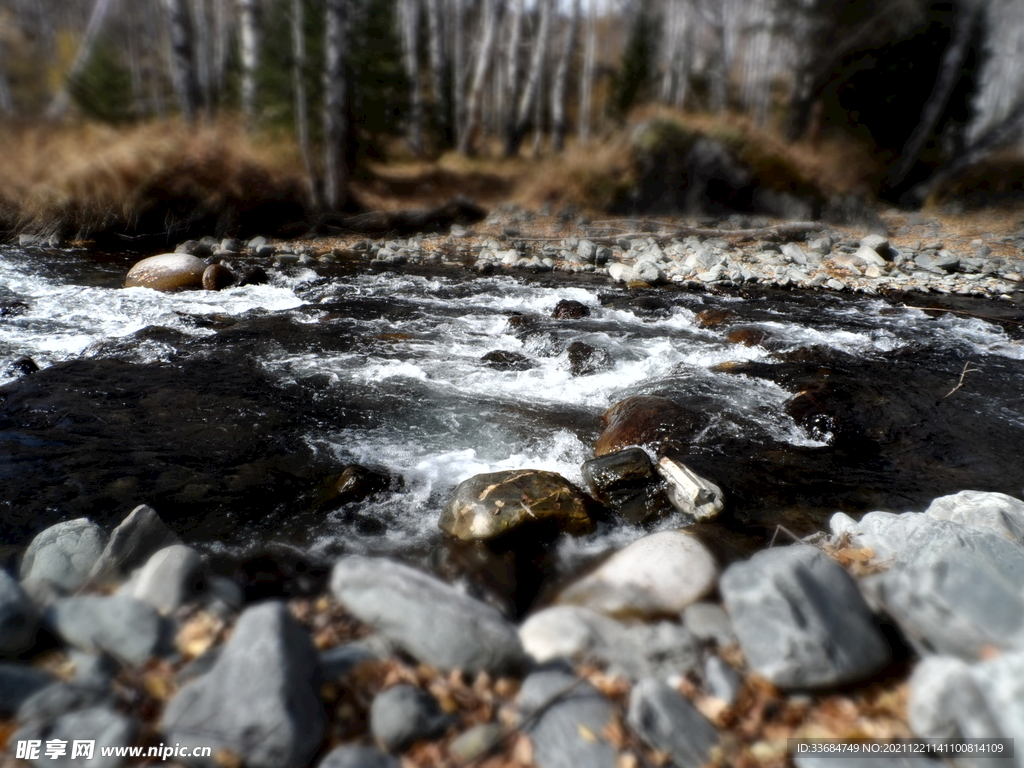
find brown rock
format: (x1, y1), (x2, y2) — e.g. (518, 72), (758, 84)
(439, 469), (594, 542)
(694, 308), (739, 328)
(594, 396), (706, 456)
(551, 300), (590, 319)
(202, 263), (237, 291)
(125, 254), (207, 291)
(726, 327), (769, 346)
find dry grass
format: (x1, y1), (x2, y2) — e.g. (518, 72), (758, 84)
(0, 120), (309, 241)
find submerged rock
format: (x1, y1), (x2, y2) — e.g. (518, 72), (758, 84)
(439, 469), (594, 542)
(551, 299), (591, 319)
(720, 545), (891, 689)
(555, 530), (718, 619)
(331, 555), (526, 674)
(124, 253), (207, 291)
(594, 395), (706, 456)
(581, 447), (671, 525)
(481, 350), (536, 371)
(565, 341), (611, 377)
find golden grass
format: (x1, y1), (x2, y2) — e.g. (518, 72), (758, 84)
(0, 120), (309, 240)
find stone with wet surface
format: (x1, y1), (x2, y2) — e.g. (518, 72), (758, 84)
(124, 253), (207, 291)
(439, 469), (594, 542)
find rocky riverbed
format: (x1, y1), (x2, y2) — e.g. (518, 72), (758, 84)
(4, 206), (1024, 766)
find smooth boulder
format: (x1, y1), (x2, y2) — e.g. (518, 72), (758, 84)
(45, 595), (167, 667)
(124, 253), (207, 291)
(330, 556), (526, 675)
(519, 670), (617, 768)
(20, 518), (107, 593)
(88, 504), (181, 585)
(594, 396), (705, 456)
(162, 601), (324, 768)
(627, 678), (719, 768)
(439, 469), (594, 542)
(555, 530), (718, 619)
(924, 490), (1024, 543)
(720, 544), (891, 689)
(370, 685), (449, 752)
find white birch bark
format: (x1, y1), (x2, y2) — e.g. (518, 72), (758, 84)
(399, 0), (424, 155)
(426, 0), (451, 144)
(162, 0), (202, 121)
(507, 0), (553, 156)
(212, 0), (231, 102)
(502, 0), (525, 146)
(292, 0), (319, 206)
(237, 0), (263, 124)
(459, 0), (503, 154)
(577, 0), (597, 143)
(324, 0), (348, 210)
(191, 0), (212, 115)
(46, 0), (116, 118)
(452, 0), (467, 145)
(550, 0), (580, 152)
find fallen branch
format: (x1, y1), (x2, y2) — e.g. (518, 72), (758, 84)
(941, 360), (979, 400)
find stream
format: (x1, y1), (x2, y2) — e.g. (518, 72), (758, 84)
(3, 244), (1024, 606)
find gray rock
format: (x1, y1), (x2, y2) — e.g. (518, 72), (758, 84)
(608, 263), (635, 283)
(795, 757), (943, 768)
(860, 234), (892, 259)
(317, 746), (400, 768)
(13, 706), (137, 768)
(627, 678), (719, 768)
(45, 596), (167, 667)
(577, 240), (597, 262)
(704, 656), (742, 705)
(128, 545), (204, 614)
(0, 569), (37, 655)
(449, 723), (505, 762)
(163, 601), (324, 768)
(519, 670), (616, 768)
(634, 261), (665, 284)
(854, 246), (887, 268)
(519, 605), (699, 680)
(864, 538), (1024, 658)
(781, 243), (809, 264)
(320, 643), (377, 680)
(720, 545), (890, 689)
(682, 602), (736, 646)
(370, 685), (450, 752)
(248, 235), (268, 250)
(556, 531), (718, 619)
(0, 662), (54, 716)
(924, 490), (1024, 544)
(21, 519), (107, 593)
(17, 682), (111, 725)
(67, 651), (118, 690)
(331, 556), (526, 675)
(88, 504), (180, 584)
(18, 234), (43, 248)
(581, 448), (672, 525)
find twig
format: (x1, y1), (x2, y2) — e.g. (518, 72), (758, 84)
(768, 524), (804, 548)
(941, 360), (979, 400)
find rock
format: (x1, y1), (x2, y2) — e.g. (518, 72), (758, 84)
(656, 456), (725, 522)
(370, 685), (450, 752)
(634, 261), (665, 284)
(13, 706), (137, 768)
(248, 235), (269, 250)
(694, 308), (739, 328)
(124, 253), (207, 291)
(565, 341), (611, 377)
(581, 447), (672, 525)
(318, 465), (391, 510)
(720, 545), (891, 689)
(863, 536), (1024, 659)
(202, 263), (237, 290)
(481, 350), (536, 371)
(909, 651), (1024, 747)
(924, 490), (1024, 544)
(608, 263), (635, 284)
(594, 395), (706, 456)
(704, 656), (742, 704)
(853, 246), (888, 268)
(439, 469), (594, 542)
(6, 356), (39, 377)
(163, 601), (323, 768)
(128, 545), (205, 615)
(683, 602), (736, 647)
(861, 234), (892, 259)
(555, 531), (718, 619)
(450, 723), (505, 762)
(67, 650), (118, 690)
(0, 663), (54, 716)
(781, 242), (810, 264)
(627, 678), (719, 768)
(175, 239), (202, 255)
(318, 746), (401, 768)
(46, 596), (167, 667)
(519, 670), (617, 768)
(18, 234), (43, 248)
(237, 265), (270, 286)
(551, 299), (591, 319)
(519, 605), (699, 680)
(726, 327), (770, 346)
(0, 570), (37, 656)
(331, 556), (526, 675)
(319, 643), (377, 680)
(20, 519), (107, 593)
(88, 504), (180, 585)
(16, 681), (111, 725)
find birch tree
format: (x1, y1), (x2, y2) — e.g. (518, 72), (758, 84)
(550, 0), (580, 152)
(459, 0), (503, 155)
(506, 0), (552, 156)
(292, 0), (319, 206)
(398, 0), (424, 155)
(451, 0), (467, 145)
(502, 0), (525, 146)
(238, 0), (263, 124)
(324, 0), (348, 210)
(577, 0), (597, 143)
(46, 0), (115, 118)
(163, 0), (203, 121)
(426, 0), (452, 145)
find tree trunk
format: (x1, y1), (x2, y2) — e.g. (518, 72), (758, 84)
(323, 0), (348, 211)
(212, 0), (231, 104)
(426, 0), (452, 146)
(550, 0), (580, 152)
(191, 0), (213, 115)
(506, 0), (553, 157)
(459, 0), (503, 155)
(162, 0), (202, 121)
(577, 0), (596, 143)
(292, 0), (320, 207)
(46, 0), (116, 118)
(0, 41), (13, 116)
(237, 0), (263, 125)
(451, 0), (467, 146)
(502, 0), (525, 148)
(399, 0), (424, 155)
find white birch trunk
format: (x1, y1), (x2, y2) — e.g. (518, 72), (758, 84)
(46, 0), (116, 118)
(426, 0), (451, 144)
(237, 0), (263, 124)
(212, 0), (231, 103)
(550, 0), (580, 152)
(324, 0), (348, 210)
(451, 0), (467, 145)
(191, 0), (212, 115)
(507, 0), (553, 156)
(577, 0), (597, 143)
(292, 0), (319, 206)
(162, 0), (202, 121)
(0, 41), (13, 115)
(399, 0), (424, 155)
(459, 0), (503, 154)
(502, 0), (525, 146)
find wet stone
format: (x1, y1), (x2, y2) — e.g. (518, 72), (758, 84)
(481, 349), (536, 371)
(551, 299), (590, 319)
(125, 253), (207, 291)
(5, 356), (39, 377)
(202, 262), (237, 290)
(580, 447), (671, 525)
(594, 395), (706, 456)
(565, 341), (611, 377)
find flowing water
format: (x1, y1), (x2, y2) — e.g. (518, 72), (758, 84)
(3, 245), (1024, 602)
